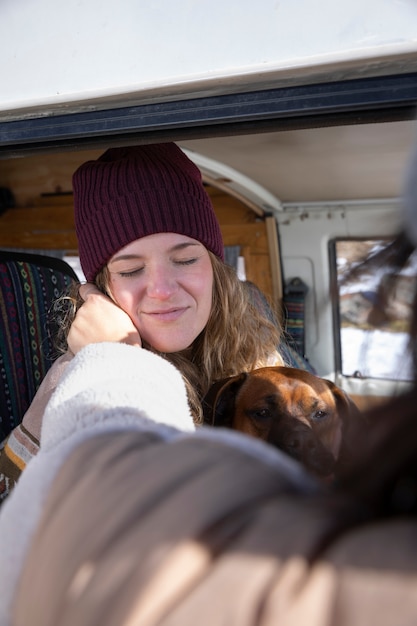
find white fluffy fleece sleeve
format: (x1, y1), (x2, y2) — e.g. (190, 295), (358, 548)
(0, 342), (194, 626)
(41, 342), (195, 449)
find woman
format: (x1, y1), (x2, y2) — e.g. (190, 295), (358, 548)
(0, 142), (283, 498)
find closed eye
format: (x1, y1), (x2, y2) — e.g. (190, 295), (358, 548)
(174, 257), (199, 266)
(118, 267), (144, 278)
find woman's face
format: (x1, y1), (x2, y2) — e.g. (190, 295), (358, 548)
(107, 232), (214, 353)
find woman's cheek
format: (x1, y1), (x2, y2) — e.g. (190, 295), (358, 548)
(109, 279), (138, 315)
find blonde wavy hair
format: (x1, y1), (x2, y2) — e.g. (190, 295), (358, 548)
(53, 253), (284, 423)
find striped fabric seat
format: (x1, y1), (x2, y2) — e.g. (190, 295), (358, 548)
(0, 251), (79, 440)
(282, 277), (309, 358)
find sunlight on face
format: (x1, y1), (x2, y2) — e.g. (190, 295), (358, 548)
(107, 233), (214, 353)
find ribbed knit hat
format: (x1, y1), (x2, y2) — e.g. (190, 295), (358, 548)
(73, 143), (224, 281)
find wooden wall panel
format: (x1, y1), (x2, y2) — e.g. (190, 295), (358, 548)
(221, 222), (272, 299)
(0, 150), (100, 207)
(0, 205), (77, 251)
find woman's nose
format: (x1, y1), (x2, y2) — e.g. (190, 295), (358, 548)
(146, 266), (176, 299)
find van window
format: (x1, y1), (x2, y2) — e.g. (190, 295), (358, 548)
(330, 238), (417, 382)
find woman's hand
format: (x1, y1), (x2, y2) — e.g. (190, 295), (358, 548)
(67, 283), (142, 354)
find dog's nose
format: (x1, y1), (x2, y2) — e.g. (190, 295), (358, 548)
(287, 435), (301, 452)
(285, 433), (336, 476)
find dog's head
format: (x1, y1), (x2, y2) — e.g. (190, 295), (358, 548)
(202, 366), (364, 478)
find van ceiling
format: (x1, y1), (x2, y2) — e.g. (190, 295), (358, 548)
(179, 120), (415, 204)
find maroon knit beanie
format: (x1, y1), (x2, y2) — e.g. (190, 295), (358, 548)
(73, 143), (224, 281)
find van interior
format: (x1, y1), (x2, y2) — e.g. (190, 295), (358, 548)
(1, 72), (416, 413)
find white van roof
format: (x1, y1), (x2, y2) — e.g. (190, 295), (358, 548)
(1, 0), (416, 120)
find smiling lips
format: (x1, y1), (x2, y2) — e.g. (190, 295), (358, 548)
(144, 307), (188, 322)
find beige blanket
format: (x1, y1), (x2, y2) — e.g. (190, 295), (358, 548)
(14, 430), (417, 626)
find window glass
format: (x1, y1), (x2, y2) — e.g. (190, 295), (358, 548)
(332, 239), (417, 381)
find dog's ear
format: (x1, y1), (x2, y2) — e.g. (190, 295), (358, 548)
(202, 373), (248, 427)
(324, 379), (368, 472)
(324, 380), (362, 421)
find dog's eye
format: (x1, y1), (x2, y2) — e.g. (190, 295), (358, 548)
(312, 410), (327, 421)
(252, 408), (272, 421)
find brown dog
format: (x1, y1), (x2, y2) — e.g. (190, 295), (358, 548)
(202, 366), (364, 478)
